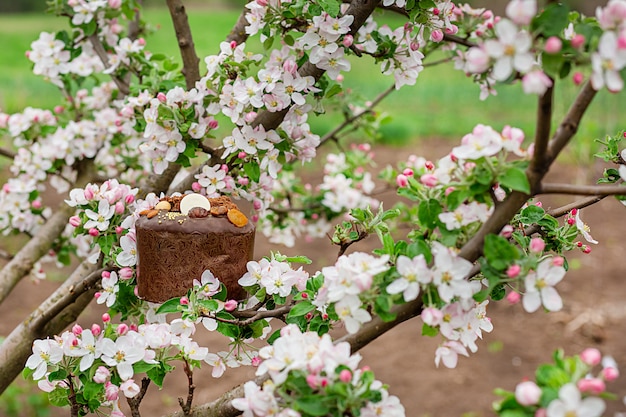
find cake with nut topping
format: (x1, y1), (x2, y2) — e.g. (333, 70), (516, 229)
(135, 194), (255, 303)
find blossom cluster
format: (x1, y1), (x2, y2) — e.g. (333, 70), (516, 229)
(232, 324), (405, 417)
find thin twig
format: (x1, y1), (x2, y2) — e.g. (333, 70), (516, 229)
(127, 378), (151, 417)
(87, 34), (130, 95)
(538, 183), (626, 196)
(213, 303), (294, 326)
(529, 83), (554, 179)
(0, 147), (16, 160)
(178, 360), (195, 416)
(523, 195), (607, 236)
(68, 376), (80, 417)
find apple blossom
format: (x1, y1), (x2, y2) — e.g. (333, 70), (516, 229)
(546, 383), (605, 417)
(516, 380), (542, 406)
(523, 258), (565, 313)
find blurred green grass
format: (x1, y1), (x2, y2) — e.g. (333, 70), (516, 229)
(0, 7), (622, 149)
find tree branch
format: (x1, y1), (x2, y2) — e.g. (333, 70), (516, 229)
(127, 378), (151, 417)
(0, 147), (16, 160)
(225, 8), (250, 45)
(178, 360), (195, 416)
(538, 183), (626, 196)
(166, 0), (201, 90)
(88, 34), (130, 95)
(529, 83), (554, 177)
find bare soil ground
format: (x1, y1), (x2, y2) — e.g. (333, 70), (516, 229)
(1, 140), (625, 417)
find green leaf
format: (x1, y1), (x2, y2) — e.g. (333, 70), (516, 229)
(318, 0), (341, 17)
(532, 3), (570, 37)
(243, 162), (261, 183)
(536, 364), (570, 388)
(156, 297), (182, 314)
(421, 323), (439, 337)
(133, 361), (159, 374)
(288, 301), (315, 318)
(374, 296), (397, 322)
(483, 234), (519, 271)
(498, 167), (531, 194)
(519, 205), (545, 225)
(325, 83), (343, 98)
(541, 53), (564, 78)
(418, 199), (442, 230)
(295, 397), (330, 416)
(48, 369), (68, 382)
(48, 387), (70, 407)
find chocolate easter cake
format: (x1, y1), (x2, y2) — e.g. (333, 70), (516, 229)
(135, 194), (255, 303)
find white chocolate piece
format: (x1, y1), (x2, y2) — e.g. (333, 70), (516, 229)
(179, 193), (211, 215)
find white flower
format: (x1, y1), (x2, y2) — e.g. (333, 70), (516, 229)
(97, 272), (119, 308)
(84, 199), (116, 231)
(116, 234), (137, 266)
(522, 70), (553, 95)
(435, 340), (469, 368)
(387, 254), (431, 301)
(26, 339), (64, 380)
(575, 211), (598, 244)
(484, 19), (535, 81)
(431, 242), (475, 303)
(100, 334), (146, 381)
(590, 31), (626, 92)
(546, 383), (605, 417)
(335, 295), (371, 334)
(452, 124), (503, 160)
(523, 259), (565, 313)
(505, 0), (537, 26)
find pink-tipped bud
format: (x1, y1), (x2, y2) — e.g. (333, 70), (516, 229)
(535, 201), (542, 208)
(506, 291), (521, 304)
(311, 213), (319, 220)
(571, 34), (585, 49)
(84, 187), (94, 200)
(238, 177), (250, 186)
(238, 151), (247, 160)
(129, 324), (138, 332)
(117, 324), (129, 335)
(137, 37), (146, 46)
(552, 256), (564, 267)
(105, 381), (119, 401)
(301, 292), (308, 299)
(576, 241), (583, 247)
(577, 378), (605, 395)
(305, 312), (313, 320)
(93, 366), (110, 383)
(108, 0), (122, 8)
(545, 36), (562, 54)
(306, 374), (319, 389)
(582, 246), (591, 254)
(102, 313), (111, 323)
(191, 182), (202, 192)
(506, 264), (521, 278)
(567, 218), (575, 225)
(529, 237), (545, 253)
(515, 381), (542, 406)
(244, 111), (257, 123)
(91, 323), (102, 336)
(251, 356), (262, 366)
(115, 226), (123, 235)
(339, 369), (352, 383)
(430, 29), (444, 42)
(445, 25), (459, 35)
(251, 214), (259, 223)
(322, 313), (329, 320)
(573, 72), (584, 86)
(421, 307), (443, 326)
(89, 228), (100, 237)
(115, 201), (125, 215)
(125, 194), (135, 204)
(208, 119), (219, 130)
(72, 324), (83, 335)
(580, 348), (602, 366)
(410, 41), (420, 51)
(433, 7), (440, 15)
(180, 296), (189, 305)
(445, 186), (455, 196)
(342, 34), (354, 48)
(336, 74), (344, 82)
(618, 34), (626, 49)
(420, 173), (438, 187)
(500, 224), (514, 238)
(69, 216), (81, 228)
(396, 174), (409, 188)
(425, 160), (435, 170)
(403, 168), (414, 176)
(253, 200), (262, 210)
(602, 367), (619, 381)
(256, 0), (268, 6)
(156, 92), (167, 103)
(54, 105), (65, 114)
(230, 40), (237, 49)
(102, 271), (111, 278)
(224, 299), (238, 311)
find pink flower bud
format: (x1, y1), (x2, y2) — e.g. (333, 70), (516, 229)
(433, 7), (440, 15)
(305, 312), (313, 320)
(311, 213), (319, 220)
(320, 377), (329, 387)
(102, 313), (111, 323)
(410, 41), (420, 51)
(72, 324), (83, 335)
(571, 34), (585, 49)
(336, 74), (344, 82)
(251, 356), (261, 366)
(125, 194), (135, 204)
(180, 296), (189, 305)
(618, 34), (626, 49)
(91, 323), (101, 336)
(69, 216), (81, 227)
(420, 173), (438, 187)
(580, 348), (602, 366)
(108, 0), (122, 8)
(93, 366), (110, 383)
(208, 119), (219, 130)
(119, 267), (133, 279)
(102, 271), (111, 279)
(54, 105), (65, 114)
(578, 378), (605, 394)
(552, 256), (564, 267)
(506, 264), (521, 278)
(117, 324), (129, 335)
(256, 0), (268, 5)
(253, 200), (262, 210)
(244, 111), (257, 123)
(156, 92), (167, 103)
(545, 36), (562, 54)
(342, 34), (354, 48)
(115, 226), (123, 235)
(535, 201), (542, 207)
(84, 188), (94, 200)
(301, 292), (308, 299)
(238, 177), (250, 186)
(421, 307), (443, 326)
(189, 182), (202, 193)
(529, 237), (545, 253)
(506, 291), (521, 304)
(306, 374), (319, 389)
(582, 246), (591, 254)
(105, 382), (119, 401)
(224, 299), (238, 311)
(115, 201), (125, 214)
(137, 38), (146, 46)
(425, 160), (435, 170)
(535, 408), (547, 417)
(602, 367), (619, 381)
(430, 29), (444, 42)
(396, 174), (409, 188)
(500, 224), (514, 238)
(515, 381), (542, 406)
(445, 186), (455, 196)
(576, 241), (583, 247)
(251, 214), (259, 223)
(238, 151), (247, 159)
(403, 168), (414, 176)
(339, 369), (352, 383)
(573, 72), (584, 86)
(322, 313), (329, 320)
(129, 324), (138, 332)
(89, 228), (100, 237)
(567, 218), (575, 225)
(230, 40), (237, 49)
